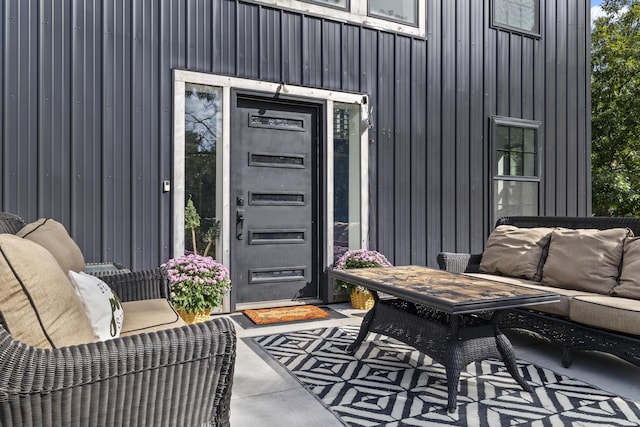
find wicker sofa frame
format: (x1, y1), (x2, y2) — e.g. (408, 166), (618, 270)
(437, 216), (640, 369)
(0, 212), (236, 426)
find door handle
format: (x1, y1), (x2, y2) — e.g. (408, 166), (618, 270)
(236, 209), (245, 240)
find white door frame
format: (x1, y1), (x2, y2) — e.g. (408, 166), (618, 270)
(173, 70), (370, 311)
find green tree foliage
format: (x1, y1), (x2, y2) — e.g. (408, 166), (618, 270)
(592, 0), (640, 216)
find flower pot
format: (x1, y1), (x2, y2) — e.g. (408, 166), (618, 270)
(176, 308), (211, 324)
(350, 290), (374, 310)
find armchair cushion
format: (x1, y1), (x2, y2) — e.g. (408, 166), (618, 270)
(68, 271), (125, 340)
(612, 236), (640, 300)
(541, 227), (632, 294)
(17, 218), (85, 273)
(0, 234), (95, 348)
(479, 225), (553, 281)
(120, 299), (186, 336)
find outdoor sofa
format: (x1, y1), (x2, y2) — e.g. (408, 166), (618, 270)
(438, 216), (640, 369)
(0, 212), (236, 426)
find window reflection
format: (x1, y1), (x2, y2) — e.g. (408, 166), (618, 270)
(333, 103), (361, 262)
(184, 83), (222, 255)
(369, 0), (417, 26)
(493, 0), (540, 35)
(302, 0), (348, 9)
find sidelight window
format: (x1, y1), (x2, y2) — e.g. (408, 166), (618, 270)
(333, 103), (362, 262)
(183, 83), (223, 258)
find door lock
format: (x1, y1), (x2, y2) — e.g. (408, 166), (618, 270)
(237, 196), (245, 206)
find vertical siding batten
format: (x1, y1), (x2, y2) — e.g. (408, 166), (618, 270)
(426, 0), (442, 263)
(440, 0), (456, 252)
(410, 39), (427, 265)
(469, 0), (485, 253)
(394, 34), (411, 265)
(455, 0), (471, 253)
(376, 32), (394, 261)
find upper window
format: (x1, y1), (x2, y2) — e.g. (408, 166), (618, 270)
(369, 0), (417, 26)
(491, 116), (542, 222)
(260, 0), (425, 37)
(491, 0), (540, 37)
(302, 0), (348, 10)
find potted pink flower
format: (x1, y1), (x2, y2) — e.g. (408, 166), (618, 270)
(334, 249), (392, 309)
(162, 254), (231, 323)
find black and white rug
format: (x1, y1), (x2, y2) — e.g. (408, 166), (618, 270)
(253, 325), (640, 426)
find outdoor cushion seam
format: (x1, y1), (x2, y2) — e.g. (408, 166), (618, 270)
(18, 218), (49, 239)
(123, 303), (180, 334)
(0, 245), (56, 348)
(573, 298), (640, 314)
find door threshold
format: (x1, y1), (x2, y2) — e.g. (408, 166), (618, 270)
(235, 298), (323, 311)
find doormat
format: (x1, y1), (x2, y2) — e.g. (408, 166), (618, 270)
(253, 325), (640, 426)
(243, 305), (332, 326)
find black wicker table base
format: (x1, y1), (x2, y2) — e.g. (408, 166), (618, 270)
(349, 299), (531, 412)
(330, 265), (558, 413)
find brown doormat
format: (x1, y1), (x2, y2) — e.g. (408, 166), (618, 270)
(243, 305), (331, 325)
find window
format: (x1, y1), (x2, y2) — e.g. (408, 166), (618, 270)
(369, 0), (417, 26)
(333, 103), (362, 262)
(255, 0), (425, 37)
(492, 0), (540, 37)
(183, 84), (223, 258)
(301, 0), (348, 10)
(491, 116), (542, 222)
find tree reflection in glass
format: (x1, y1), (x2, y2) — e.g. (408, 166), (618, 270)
(184, 84), (223, 256)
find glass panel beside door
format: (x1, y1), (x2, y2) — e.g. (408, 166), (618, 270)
(184, 83), (223, 258)
(333, 103), (362, 263)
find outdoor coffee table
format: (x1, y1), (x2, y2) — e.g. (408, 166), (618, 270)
(330, 265), (559, 412)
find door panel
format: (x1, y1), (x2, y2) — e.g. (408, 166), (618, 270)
(232, 95), (319, 305)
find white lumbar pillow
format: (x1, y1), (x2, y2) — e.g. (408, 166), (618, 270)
(68, 271), (124, 340)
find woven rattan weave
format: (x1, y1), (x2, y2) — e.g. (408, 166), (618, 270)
(330, 266), (557, 412)
(0, 212), (236, 426)
(437, 215), (640, 369)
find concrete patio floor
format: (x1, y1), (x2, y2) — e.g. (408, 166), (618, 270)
(226, 303), (640, 427)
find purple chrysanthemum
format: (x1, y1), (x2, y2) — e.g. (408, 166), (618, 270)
(162, 254), (231, 313)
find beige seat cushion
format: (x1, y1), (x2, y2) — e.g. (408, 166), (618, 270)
(17, 218), (85, 273)
(120, 299), (187, 336)
(541, 228), (632, 294)
(612, 236), (640, 300)
(570, 295), (640, 335)
(0, 234), (95, 348)
(479, 226), (553, 281)
(464, 273), (591, 317)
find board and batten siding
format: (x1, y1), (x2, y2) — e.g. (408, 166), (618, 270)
(0, 0), (590, 272)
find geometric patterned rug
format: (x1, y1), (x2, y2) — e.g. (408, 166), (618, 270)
(253, 326), (640, 426)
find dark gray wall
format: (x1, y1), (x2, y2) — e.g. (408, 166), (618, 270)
(0, 0), (591, 271)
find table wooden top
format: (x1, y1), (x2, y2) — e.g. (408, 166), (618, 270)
(330, 265), (559, 314)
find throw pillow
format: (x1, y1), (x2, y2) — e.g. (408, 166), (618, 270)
(68, 271), (125, 340)
(612, 236), (640, 300)
(479, 225), (553, 281)
(541, 227), (633, 294)
(0, 234), (95, 348)
(17, 218), (85, 273)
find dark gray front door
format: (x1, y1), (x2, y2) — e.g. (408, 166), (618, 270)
(232, 94), (320, 305)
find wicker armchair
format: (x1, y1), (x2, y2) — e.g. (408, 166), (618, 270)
(0, 212), (25, 233)
(0, 212), (236, 425)
(0, 268), (236, 427)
